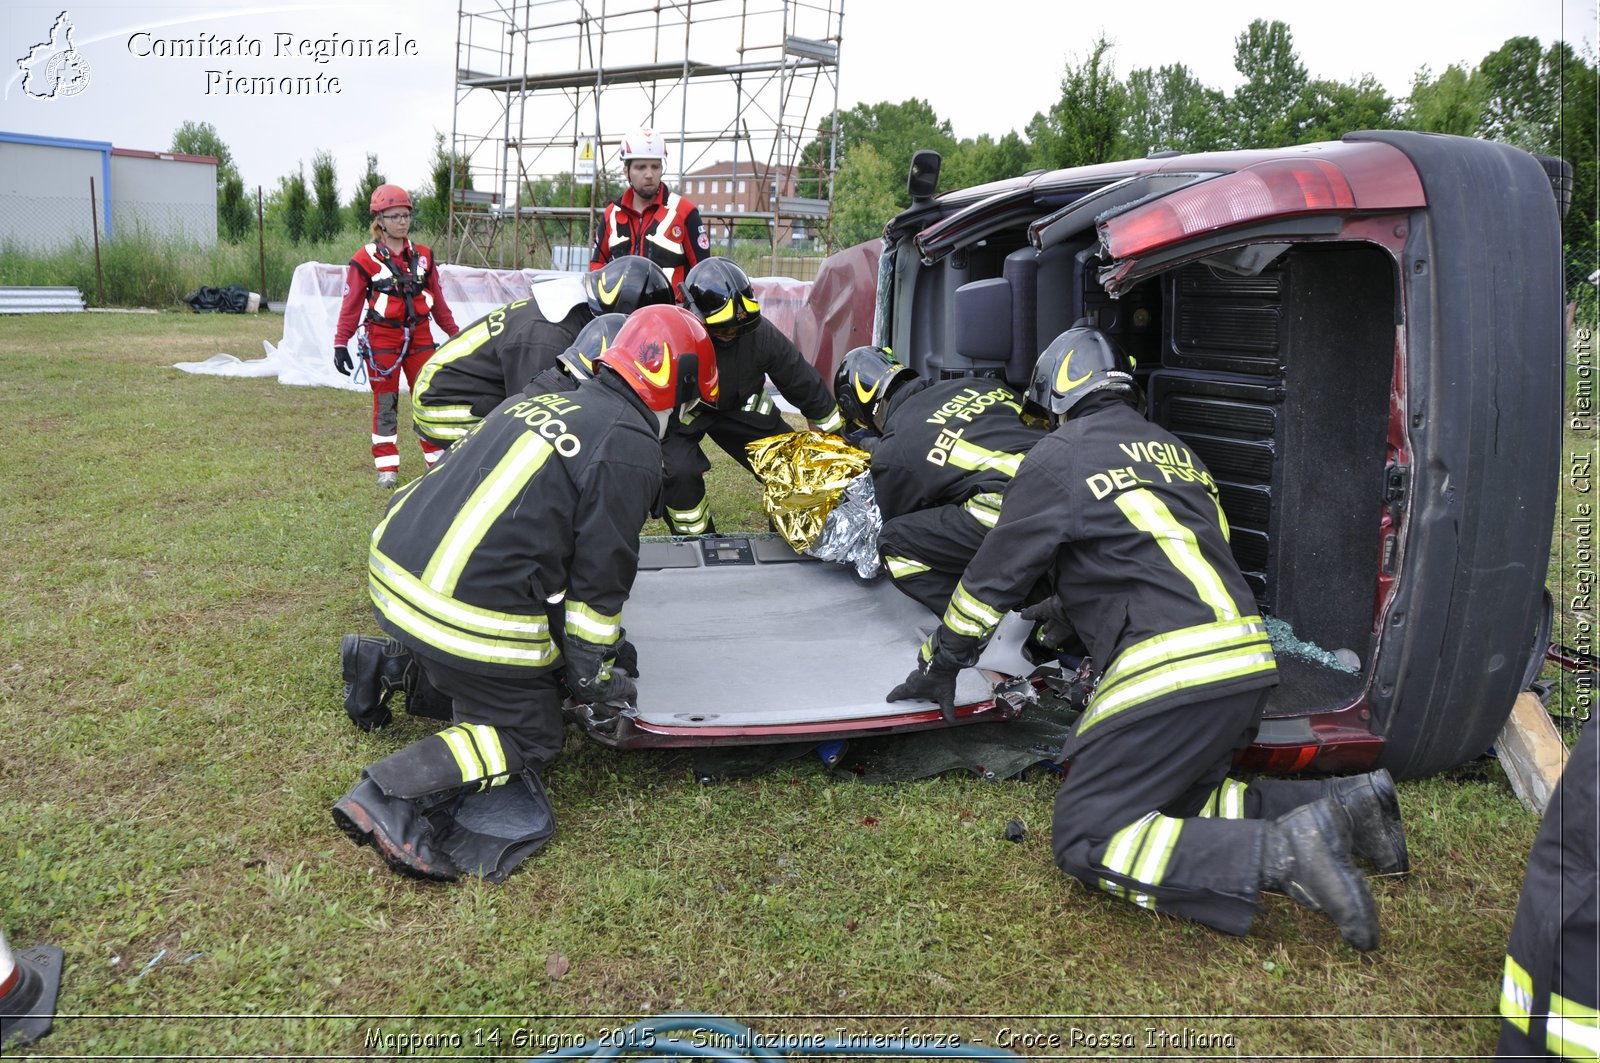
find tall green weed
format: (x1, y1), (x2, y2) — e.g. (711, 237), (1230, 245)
(0, 225), (438, 309)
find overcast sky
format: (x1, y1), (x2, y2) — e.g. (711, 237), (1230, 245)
(2, 0), (1593, 196)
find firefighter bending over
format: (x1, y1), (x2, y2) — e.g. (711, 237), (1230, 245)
(410, 257), (674, 450)
(331, 305), (719, 883)
(885, 326), (1409, 950)
(337, 313), (634, 735)
(834, 345), (1045, 617)
(666, 257), (844, 535)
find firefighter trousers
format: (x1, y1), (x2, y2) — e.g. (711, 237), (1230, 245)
(1052, 688), (1326, 936)
(877, 504), (990, 616)
(660, 406), (790, 534)
(359, 655), (566, 882)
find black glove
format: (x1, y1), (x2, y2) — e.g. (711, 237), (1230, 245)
(565, 640), (637, 706)
(1021, 596), (1080, 654)
(887, 665), (959, 722)
(887, 635), (967, 723)
(333, 344), (354, 376)
(608, 635), (639, 679)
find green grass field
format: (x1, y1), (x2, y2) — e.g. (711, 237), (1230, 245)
(0, 311), (1585, 1059)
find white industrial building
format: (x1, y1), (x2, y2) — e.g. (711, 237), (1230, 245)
(0, 131), (217, 251)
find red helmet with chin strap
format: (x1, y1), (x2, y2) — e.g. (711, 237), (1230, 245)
(370, 184), (412, 215)
(598, 306), (719, 431)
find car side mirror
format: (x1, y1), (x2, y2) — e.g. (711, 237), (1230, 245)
(908, 150), (941, 206)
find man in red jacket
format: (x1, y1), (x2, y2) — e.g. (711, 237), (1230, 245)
(589, 127), (709, 296)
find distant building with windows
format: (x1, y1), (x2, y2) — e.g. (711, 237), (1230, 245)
(680, 160), (809, 247)
(0, 131), (217, 251)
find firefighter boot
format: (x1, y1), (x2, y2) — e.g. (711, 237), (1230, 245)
(404, 663), (454, 722)
(340, 634), (411, 732)
(332, 776), (459, 882)
(1325, 770), (1409, 875)
(1263, 797), (1380, 952)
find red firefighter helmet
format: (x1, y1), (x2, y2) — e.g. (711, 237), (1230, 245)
(598, 305), (719, 436)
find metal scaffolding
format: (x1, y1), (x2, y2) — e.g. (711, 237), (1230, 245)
(446, 0), (844, 270)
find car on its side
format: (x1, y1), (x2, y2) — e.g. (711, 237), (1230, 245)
(797, 130), (1569, 780)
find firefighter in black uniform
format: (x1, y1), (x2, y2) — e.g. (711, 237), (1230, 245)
(886, 326), (1408, 951)
(665, 257), (845, 535)
(410, 256), (675, 449)
(523, 313), (627, 396)
(332, 305), (720, 883)
(834, 345), (1045, 616)
(338, 311), (632, 734)
(1498, 715), (1598, 1058)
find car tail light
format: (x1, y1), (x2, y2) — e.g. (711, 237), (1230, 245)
(1100, 159), (1357, 259)
(1233, 743), (1319, 774)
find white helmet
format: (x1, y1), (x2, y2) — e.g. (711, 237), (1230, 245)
(620, 127), (667, 163)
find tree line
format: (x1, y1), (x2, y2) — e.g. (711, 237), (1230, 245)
(171, 123), (470, 245)
(173, 17), (1595, 269)
(809, 19), (1597, 255)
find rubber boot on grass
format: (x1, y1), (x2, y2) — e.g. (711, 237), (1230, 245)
(340, 634), (412, 732)
(332, 777), (458, 882)
(1263, 797), (1380, 952)
(1325, 769), (1410, 875)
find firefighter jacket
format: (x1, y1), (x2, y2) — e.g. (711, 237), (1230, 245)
(589, 182), (709, 293)
(684, 318), (843, 432)
(411, 298), (588, 444)
(368, 372), (662, 679)
(1498, 715), (1598, 1059)
(871, 377), (1044, 529)
(335, 239), (459, 351)
(931, 395), (1277, 744)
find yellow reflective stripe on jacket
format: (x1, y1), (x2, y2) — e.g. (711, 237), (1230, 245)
(1115, 488), (1240, 621)
(941, 580), (1004, 639)
(815, 406), (845, 433)
(438, 722), (510, 786)
(1501, 956), (1534, 1034)
(565, 600), (622, 646)
(740, 391), (776, 415)
(1097, 811), (1183, 910)
(945, 437), (1024, 478)
(413, 402), (479, 440)
(421, 433), (554, 595)
(962, 492), (1003, 529)
(1549, 992), (1600, 1059)
(412, 319), (493, 404)
(1079, 617), (1276, 735)
(884, 555), (931, 580)
(1214, 494), (1231, 543)
(370, 546), (555, 669)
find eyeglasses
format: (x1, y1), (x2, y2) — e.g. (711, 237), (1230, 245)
(381, 211), (413, 222)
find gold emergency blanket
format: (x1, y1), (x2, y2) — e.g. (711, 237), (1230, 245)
(746, 430), (872, 551)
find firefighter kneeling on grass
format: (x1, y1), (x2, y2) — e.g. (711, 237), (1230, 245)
(332, 305), (719, 882)
(886, 326), (1410, 950)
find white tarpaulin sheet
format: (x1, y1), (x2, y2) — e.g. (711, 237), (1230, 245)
(173, 261), (814, 392)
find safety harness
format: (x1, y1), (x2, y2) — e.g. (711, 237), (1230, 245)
(356, 242), (433, 379)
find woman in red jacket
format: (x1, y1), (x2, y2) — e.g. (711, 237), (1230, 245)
(333, 185), (459, 489)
